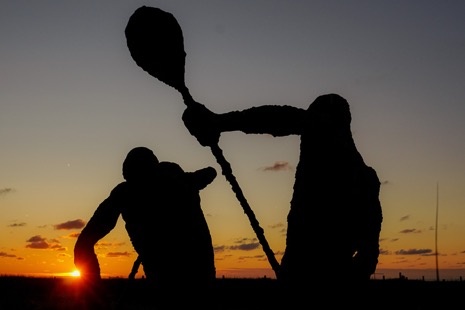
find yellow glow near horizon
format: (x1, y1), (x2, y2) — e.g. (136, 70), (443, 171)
(70, 270), (81, 277)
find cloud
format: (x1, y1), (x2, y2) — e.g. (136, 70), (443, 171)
(50, 244), (67, 251)
(229, 243), (260, 251)
(260, 161), (293, 172)
(26, 235), (51, 249)
(228, 238), (260, 251)
(25, 235), (65, 250)
(54, 219), (86, 230)
(269, 223), (286, 235)
(63, 232), (81, 239)
(95, 241), (126, 249)
(399, 215), (410, 222)
(395, 249), (433, 255)
(0, 188), (15, 196)
(105, 252), (132, 258)
(237, 254), (265, 261)
(379, 249), (390, 255)
(0, 251), (17, 258)
(27, 235), (47, 243)
(215, 237), (282, 254)
(269, 223), (285, 229)
(214, 245), (227, 253)
(399, 228), (421, 234)
(8, 222), (27, 227)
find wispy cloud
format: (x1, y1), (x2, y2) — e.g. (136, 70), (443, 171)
(399, 228), (421, 234)
(215, 237), (284, 258)
(268, 222), (285, 229)
(229, 242), (260, 251)
(105, 252), (132, 258)
(395, 248), (433, 255)
(214, 245), (227, 253)
(62, 232), (81, 239)
(400, 215), (410, 222)
(95, 241), (125, 250)
(269, 222), (287, 236)
(54, 219), (86, 230)
(260, 161), (293, 172)
(0, 188), (15, 196)
(0, 251), (18, 258)
(216, 238), (260, 252)
(237, 254), (265, 261)
(7, 222), (27, 227)
(379, 248), (390, 255)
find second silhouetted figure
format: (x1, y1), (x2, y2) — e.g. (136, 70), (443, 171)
(74, 146), (217, 308)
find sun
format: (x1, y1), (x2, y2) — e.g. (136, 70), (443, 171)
(70, 269), (81, 277)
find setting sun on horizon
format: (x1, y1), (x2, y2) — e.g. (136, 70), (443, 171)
(70, 270), (80, 278)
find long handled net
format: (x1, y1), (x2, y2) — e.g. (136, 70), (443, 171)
(125, 6), (280, 279)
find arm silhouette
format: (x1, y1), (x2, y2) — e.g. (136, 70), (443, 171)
(74, 185), (123, 280)
(183, 104), (307, 147)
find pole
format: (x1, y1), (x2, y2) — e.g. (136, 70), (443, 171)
(435, 182), (439, 282)
(182, 89), (281, 278)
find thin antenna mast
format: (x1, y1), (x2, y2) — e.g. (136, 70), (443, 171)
(435, 182), (440, 282)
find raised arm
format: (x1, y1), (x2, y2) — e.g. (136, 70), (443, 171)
(182, 103), (306, 146)
(187, 166), (217, 191)
(157, 161), (217, 191)
(219, 105), (306, 136)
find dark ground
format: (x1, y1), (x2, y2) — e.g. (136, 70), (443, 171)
(0, 276), (463, 309)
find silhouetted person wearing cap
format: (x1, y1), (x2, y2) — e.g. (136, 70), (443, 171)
(183, 93), (383, 305)
(74, 146), (217, 308)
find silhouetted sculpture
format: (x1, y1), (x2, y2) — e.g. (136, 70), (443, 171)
(74, 146), (217, 307)
(125, 6), (281, 276)
(124, 5), (383, 306)
(183, 94), (383, 301)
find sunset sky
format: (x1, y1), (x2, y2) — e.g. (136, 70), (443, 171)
(1, 1), (464, 281)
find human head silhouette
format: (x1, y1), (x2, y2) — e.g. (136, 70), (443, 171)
(122, 147), (159, 182)
(309, 94), (351, 123)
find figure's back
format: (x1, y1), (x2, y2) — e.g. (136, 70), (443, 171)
(281, 95), (382, 282)
(120, 162), (215, 283)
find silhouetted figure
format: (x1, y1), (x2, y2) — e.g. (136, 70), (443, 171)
(74, 146), (217, 308)
(183, 93), (383, 304)
(125, 5), (282, 277)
